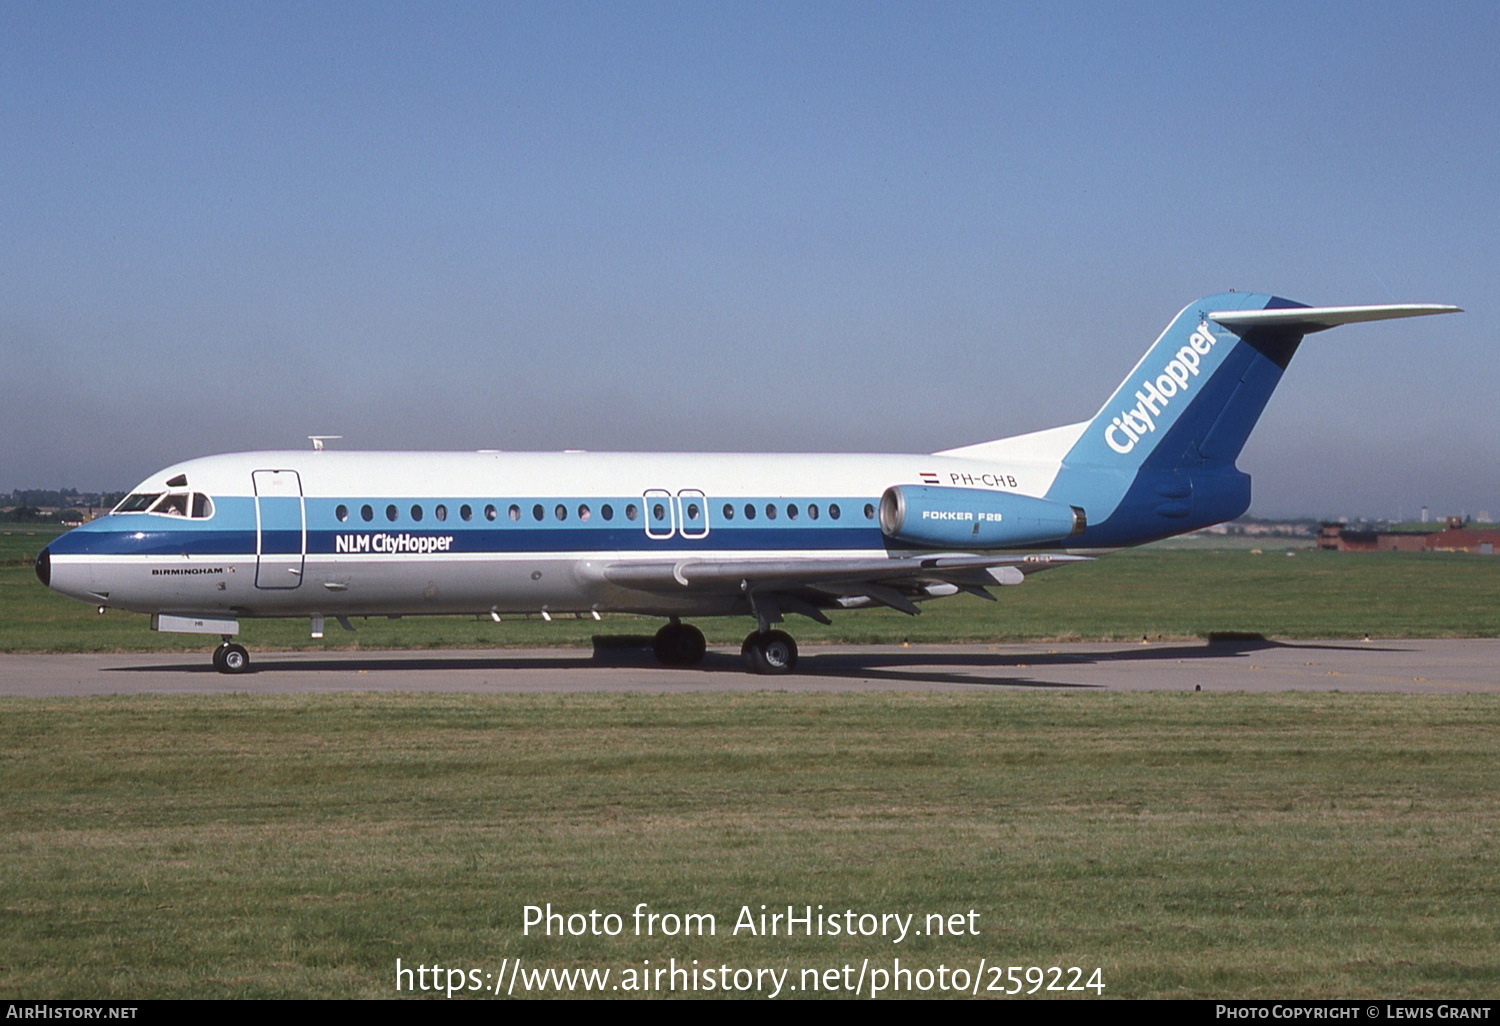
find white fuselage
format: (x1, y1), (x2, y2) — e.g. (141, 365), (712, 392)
(43, 448), (1071, 621)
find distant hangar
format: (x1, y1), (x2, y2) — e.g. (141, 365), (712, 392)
(1319, 518), (1497, 555)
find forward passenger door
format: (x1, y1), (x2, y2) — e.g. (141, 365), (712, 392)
(253, 469), (305, 589)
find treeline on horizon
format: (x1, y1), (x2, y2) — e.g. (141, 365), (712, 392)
(2, 488), (125, 523)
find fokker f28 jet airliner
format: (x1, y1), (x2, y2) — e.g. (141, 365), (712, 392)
(37, 293), (1459, 674)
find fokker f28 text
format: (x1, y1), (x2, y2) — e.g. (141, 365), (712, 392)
(37, 293), (1460, 674)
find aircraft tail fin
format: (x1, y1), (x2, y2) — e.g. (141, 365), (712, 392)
(1044, 293), (1459, 545)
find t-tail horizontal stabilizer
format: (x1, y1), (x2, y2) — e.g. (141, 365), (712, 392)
(1210, 303), (1462, 334)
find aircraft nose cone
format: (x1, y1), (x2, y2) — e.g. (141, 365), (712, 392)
(35, 546), (51, 587)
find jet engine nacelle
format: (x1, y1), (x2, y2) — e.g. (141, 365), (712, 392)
(879, 485), (1085, 549)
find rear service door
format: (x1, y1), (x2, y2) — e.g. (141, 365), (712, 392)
(253, 469), (305, 589)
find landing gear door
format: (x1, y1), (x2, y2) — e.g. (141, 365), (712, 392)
(254, 469), (305, 589)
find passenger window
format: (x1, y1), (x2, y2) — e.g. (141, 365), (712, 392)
(460, 504), (473, 521)
(485, 504), (498, 521)
(652, 503), (666, 522)
(626, 504), (638, 521)
(533, 504), (545, 522)
(744, 503), (756, 520)
(787, 504), (798, 520)
(555, 504), (568, 521)
(602, 504), (614, 521)
(386, 504), (399, 522)
(411, 504), (424, 522)
(579, 505), (591, 521)
(336, 504), (349, 522)
(435, 504), (447, 522)
(830, 504), (841, 520)
(361, 504), (374, 522)
(192, 494), (215, 519)
(864, 503), (875, 519)
(809, 504), (819, 520)
(723, 504), (734, 520)
(686, 503), (700, 520)
(509, 504), (521, 521)
(766, 504), (777, 520)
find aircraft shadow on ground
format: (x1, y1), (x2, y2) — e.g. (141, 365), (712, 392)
(776, 638), (1406, 689)
(104, 637), (1404, 690)
(108, 654), (605, 674)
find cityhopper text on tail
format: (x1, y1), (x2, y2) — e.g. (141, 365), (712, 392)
(37, 293), (1460, 674)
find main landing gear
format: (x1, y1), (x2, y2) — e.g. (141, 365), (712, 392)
(741, 630), (798, 675)
(652, 620), (800, 675)
(653, 620), (707, 667)
(212, 639), (250, 674)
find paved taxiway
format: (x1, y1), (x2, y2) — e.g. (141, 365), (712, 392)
(1, 638), (1496, 695)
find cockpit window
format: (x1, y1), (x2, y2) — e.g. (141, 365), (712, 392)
(116, 491), (214, 518)
(114, 493), (162, 513)
(151, 493), (190, 517)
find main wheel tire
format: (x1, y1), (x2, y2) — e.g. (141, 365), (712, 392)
(741, 632), (764, 673)
(217, 643), (250, 674)
(759, 630), (797, 674)
(654, 623), (706, 667)
(741, 630), (797, 675)
(677, 624), (706, 666)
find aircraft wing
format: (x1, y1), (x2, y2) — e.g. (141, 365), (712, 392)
(599, 552), (1089, 618)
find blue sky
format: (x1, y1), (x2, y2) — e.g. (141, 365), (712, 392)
(3, 1), (1494, 519)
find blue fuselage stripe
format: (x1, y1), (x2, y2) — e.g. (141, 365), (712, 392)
(48, 495), (886, 557)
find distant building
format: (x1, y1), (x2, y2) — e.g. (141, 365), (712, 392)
(1318, 524), (1427, 552)
(1319, 520), (1498, 554)
(1425, 529), (1499, 555)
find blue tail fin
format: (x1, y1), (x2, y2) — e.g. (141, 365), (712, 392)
(1044, 293), (1458, 546)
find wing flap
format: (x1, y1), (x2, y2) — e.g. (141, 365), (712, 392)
(600, 552), (1089, 594)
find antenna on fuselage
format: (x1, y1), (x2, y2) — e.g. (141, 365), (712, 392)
(308, 436), (343, 451)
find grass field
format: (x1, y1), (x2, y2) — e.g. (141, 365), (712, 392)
(2, 691), (1497, 999)
(4, 527), (1498, 652)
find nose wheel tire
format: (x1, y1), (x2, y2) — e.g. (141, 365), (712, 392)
(213, 643), (251, 674)
(653, 622), (707, 667)
(741, 630), (798, 674)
